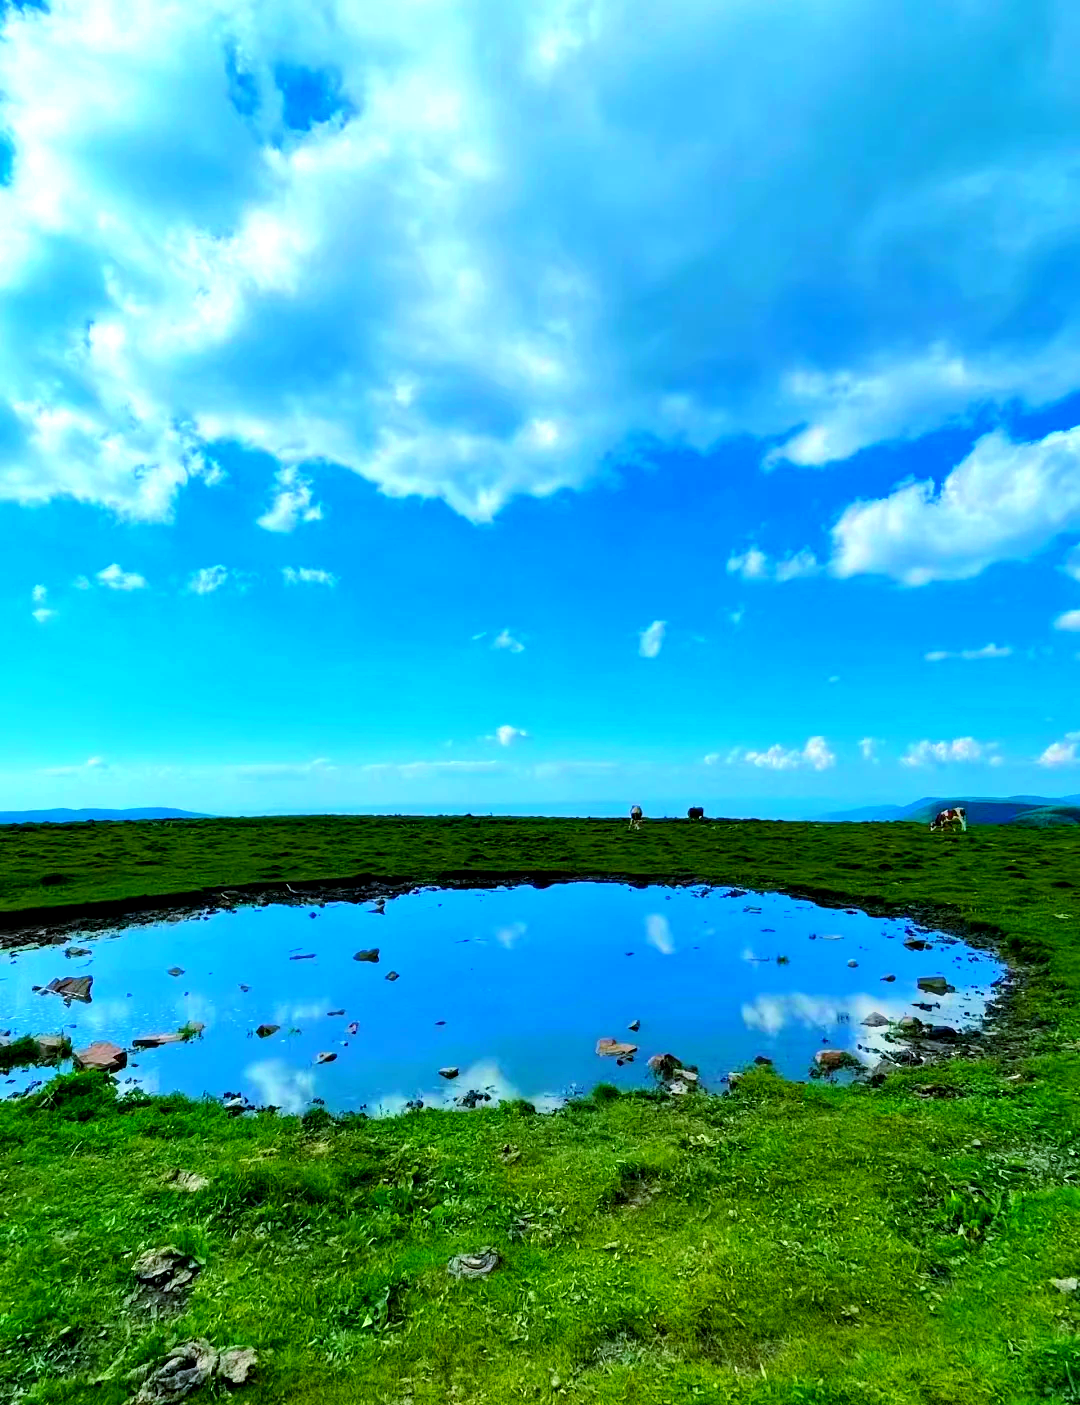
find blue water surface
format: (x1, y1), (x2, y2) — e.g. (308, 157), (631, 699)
(0, 883), (1005, 1114)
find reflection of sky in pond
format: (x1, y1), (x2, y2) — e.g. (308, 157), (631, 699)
(0, 884), (1005, 1114)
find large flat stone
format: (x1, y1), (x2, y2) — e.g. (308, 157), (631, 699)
(73, 1041), (127, 1073)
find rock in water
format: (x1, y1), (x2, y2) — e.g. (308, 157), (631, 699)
(628, 1019), (641, 1032)
(43, 975), (93, 1003)
(133, 1033), (184, 1048)
(33, 1034), (66, 1060)
(255, 1024), (280, 1039)
(918, 975), (953, 995)
(167, 967), (185, 977)
(73, 1041), (126, 1072)
(439, 1066), (460, 1079)
(385, 970), (400, 982)
(315, 1051), (337, 1064)
(814, 1049), (849, 1071)
(861, 1012), (889, 1027)
(353, 948), (380, 963)
(596, 1037), (638, 1057)
(647, 1052), (684, 1080)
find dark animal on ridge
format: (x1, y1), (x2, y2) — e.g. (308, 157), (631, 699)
(687, 806), (705, 821)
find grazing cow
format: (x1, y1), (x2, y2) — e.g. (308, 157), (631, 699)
(687, 806), (705, 821)
(930, 806), (967, 833)
(629, 805), (643, 831)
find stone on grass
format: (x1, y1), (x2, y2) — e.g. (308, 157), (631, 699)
(1051, 1277), (1079, 1293)
(216, 1347), (258, 1385)
(596, 1038), (638, 1057)
(447, 1248), (499, 1279)
(167, 1170), (210, 1193)
(73, 1041), (126, 1073)
(133, 1339), (217, 1404)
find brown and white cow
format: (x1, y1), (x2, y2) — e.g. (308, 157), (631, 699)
(629, 805), (643, 831)
(930, 806), (967, 833)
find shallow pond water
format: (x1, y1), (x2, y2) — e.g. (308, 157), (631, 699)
(0, 883), (1005, 1114)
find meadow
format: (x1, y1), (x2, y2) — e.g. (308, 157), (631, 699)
(1, 816), (1079, 1404)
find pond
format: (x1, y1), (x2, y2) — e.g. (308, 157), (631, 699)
(0, 883), (1006, 1114)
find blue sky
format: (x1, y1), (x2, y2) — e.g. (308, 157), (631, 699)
(2, 0), (1080, 817)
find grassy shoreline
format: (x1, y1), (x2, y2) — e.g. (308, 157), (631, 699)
(2, 817), (1080, 1403)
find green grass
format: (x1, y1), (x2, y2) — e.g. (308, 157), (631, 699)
(2, 816), (1080, 1403)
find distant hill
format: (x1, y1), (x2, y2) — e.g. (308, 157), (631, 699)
(0, 807), (211, 825)
(819, 795), (1080, 825)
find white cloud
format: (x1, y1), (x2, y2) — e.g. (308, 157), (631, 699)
(645, 914), (675, 956)
(639, 620), (666, 658)
(257, 468), (323, 533)
(31, 583), (46, 603)
(727, 548), (820, 583)
(1037, 731), (1080, 768)
(703, 752), (721, 766)
(492, 628), (524, 654)
(831, 427), (1080, 586)
(728, 735), (836, 772)
(96, 563), (147, 590)
(42, 755), (107, 776)
(31, 607), (55, 624)
(858, 737), (879, 763)
(1054, 609), (1080, 632)
(924, 643), (1012, 661)
(900, 736), (995, 767)
(282, 566), (336, 585)
(728, 606), (745, 627)
(73, 576), (91, 590)
(494, 724), (528, 747)
(4, 2), (1080, 530)
(188, 564), (229, 594)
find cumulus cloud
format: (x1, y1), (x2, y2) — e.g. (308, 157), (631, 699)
(30, 582), (53, 621)
(924, 643), (1012, 661)
(1037, 731), (1080, 768)
(1054, 609), (1080, 632)
(4, 2), (1080, 530)
(282, 566), (336, 585)
(726, 548), (820, 583)
(492, 629), (525, 653)
(257, 468), (323, 532)
(188, 565), (228, 594)
(900, 736), (998, 767)
(831, 428), (1080, 585)
(639, 620), (666, 658)
(858, 737), (879, 763)
(728, 735), (836, 772)
(493, 724), (528, 747)
(96, 563), (147, 590)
